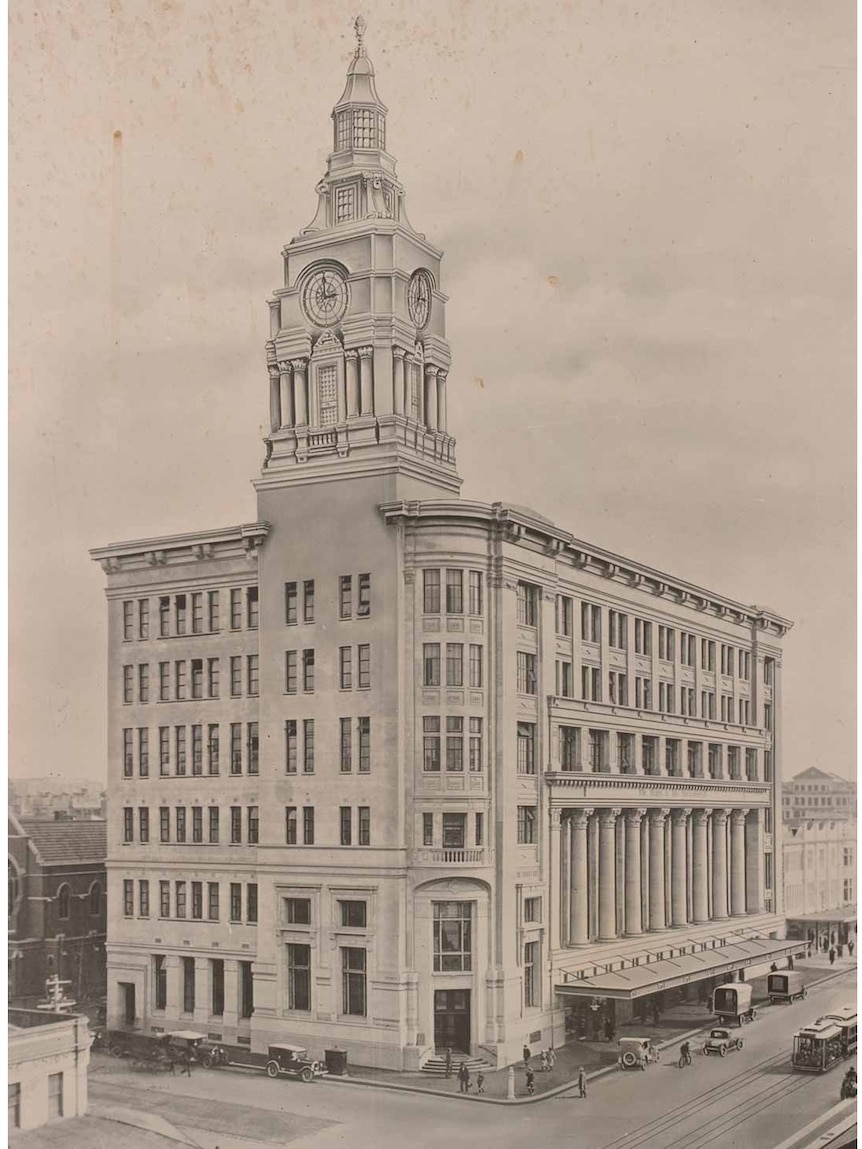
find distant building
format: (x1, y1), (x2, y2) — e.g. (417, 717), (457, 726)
(782, 767), (856, 823)
(8, 1008), (91, 1132)
(9, 778), (106, 822)
(8, 815), (107, 1004)
(783, 817), (856, 950)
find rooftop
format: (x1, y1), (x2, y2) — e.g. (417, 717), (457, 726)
(18, 818), (107, 864)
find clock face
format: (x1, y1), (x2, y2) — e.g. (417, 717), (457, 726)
(302, 268), (349, 327)
(408, 269), (434, 329)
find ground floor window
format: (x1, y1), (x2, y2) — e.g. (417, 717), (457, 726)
(47, 1072), (63, 1120)
(211, 959), (224, 1016)
(154, 955), (167, 1010)
(182, 957), (195, 1013)
(342, 947), (367, 1016)
(287, 944), (311, 1011)
(240, 961), (254, 1019)
(433, 901), (472, 972)
(524, 940), (540, 1008)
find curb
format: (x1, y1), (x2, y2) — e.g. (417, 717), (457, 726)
(321, 963), (856, 1107)
(767, 1098), (856, 1149)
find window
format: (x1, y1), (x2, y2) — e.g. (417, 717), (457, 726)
(247, 722), (259, 775)
(159, 596), (171, 637)
(357, 573), (371, 617)
(423, 569), (441, 614)
(701, 690), (716, 720)
(358, 717), (371, 773)
(191, 805), (203, 843)
(176, 594), (187, 636)
(468, 570), (483, 616)
(48, 1073), (64, 1120)
(423, 716), (441, 771)
(122, 808), (133, 843)
(123, 879), (134, 917)
(154, 953), (167, 1008)
(230, 883), (242, 923)
(446, 643), (463, 686)
(764, 750), (773, 782)
(843, 879), (854, 901)
(721, 644), (735, 676)
(659, 681), (675, 714)
(285, 581), (298, 625)
(442, 811), (466, 849)
(159, 881), (170, 918)
(738, 650), (751, 680)
(247, 655), (259, 697)
(287, 944), (311, 1011)
(560, 725), (579, 770)
(338, 717), (353, 772)
(230, 806), (242, 844)
(423, 812), (434, 846)
(182, 955), (195, 1012)
(588, 729), (608, 772)
(517, 722), (537, 774)
(191, 725), (203, 775)
(687, 742), (702, 778)
(720, 694), (733, 722)
(159, 662), (170, 701)
(608, 671), (627, 706)
(123, 729), (133, 777)
(680, 632), (696, 666)
(433, 902), (472, 972)
(240, 960), (254, 1019)
(207, 881), (219, 921)
(340, 807), (352, 846)
(636, 677), (653, 710)
(176, 880), (187, 919)
(338, 645), (353, 690)
(517, 651), (537, 694)
(208, 724), (220, 774)
(303, 806), (315, 845)
(159, 806), (170, 842)
(701, 639), (715, 671)
(581, 601), (601, 643)
(745, 748), (758, 781)
(340, 900), (367, 928)
(337, 574), (354, 620)
(208, 590), (219, 632)
(192, 881), (203, 920)
(423, 643), (440, 686)
(445, 716), (464, 771)
(739, 698), (751, 725)
(247, 883), (258, 924)
(642, 735), (657, 775)
(303, 719), (315, 773)
(138, 663), (149, 704)
(358, 644), (371, 689)
(208, 806), (219, 843)
(248, 807), (259, 844)
(446, 569), (463, 614)
(763, 657), (775, 686)
(285, 807), (298, 845)
(139, 806), (149, 843)
(524, 898), (543, 925)
(123, 665), (134, 704)
(665, 738), (681, 776)
(556, 660), (574, 698)
(211, 958), (224, 1014)
(658, 625), (675, 661)
(581, 665), (601, 702)
(517, 806), (538, 844)
(358, 806), (370, 846)
(176, 806), (187, 843)
(469, 717), (484, 771)
(302, 649), (315, 693)
(469, 644), (484, 688)
(342, 947), (367, 1016)
(618, 732), (635, 773)
(303, 579), (315, 623)
(285, 897), (311, 924)
(230, 724), (242, 774)
(680, 686), (696, 716)
(517, 582), (539, 626)
(609, 610), (627, 650)
(524, 940), (540, 1008)
(192, 593), (204, 634)
(123, 600), (134, 640)
(247, 587), (259, 629)
(555, 594), (573, 636)
(635, 618), (652, 655)
(175, 726), (187, 775)
(708, 744), (723, 779)
(175, 660), (187, 699)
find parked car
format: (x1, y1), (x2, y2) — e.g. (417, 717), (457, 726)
(161, 1031), (213, 1065)
(618, 1036), (660, 1070)
(703, 1028), (744, 1057)
(200, 1041), (324, 1083)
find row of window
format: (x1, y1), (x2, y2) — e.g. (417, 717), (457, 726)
(422, 811), (484, 848)
(8, 1074), (64, 1128)
(285, 574), (372, 624)
(122, 656), (259, 704)
(123, 877), (257, 924)
(122, 723), (259, 777)
(122, 805), (260, 845)
(422, 643), (484, 688)
(123, 588), (258, 641)
(285, 805), (372, 846)
(285, 645), (372, 693)
(575, 665), (760, 725)
(152, 954), (254, 1018)
(422, 716), (484, 772)
(422, 569), (484, 616)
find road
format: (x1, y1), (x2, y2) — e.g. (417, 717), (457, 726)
(86, 967), (856, 1149)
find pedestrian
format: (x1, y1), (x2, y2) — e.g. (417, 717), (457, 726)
(458, 1062), (469, 1093)
(837, 944), (844, 958)
(547, 1047), (556, 1070)
(849, 941), (855, 958)
(788, 954), (795, 970)
(540, 1050), (549, 1072)
(522, 1043), (531, 1069)
(578, 1066), (587, 1099)
(525, 1068), (535, 1096)
(770, 962), (778, 973)
(444, 1047), (453, 1078)
(181, 1049), (192, 1076)
(829, 947), (836, 966)
(476, 1070), (485, 1095)
(652, 1002), (661, 1027)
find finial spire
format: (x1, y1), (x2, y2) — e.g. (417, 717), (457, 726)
(354, 15), (367, 58)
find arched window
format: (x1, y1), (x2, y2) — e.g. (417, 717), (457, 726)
(57, 883), (70, 920)
(8, 859), (21, 918)
(89, 881), (102, 916)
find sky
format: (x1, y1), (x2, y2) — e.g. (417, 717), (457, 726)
(9, 0), (855, 783)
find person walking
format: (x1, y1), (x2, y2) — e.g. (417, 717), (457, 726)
(540, 1050), (549, 1072)
(829, 947), (836, 966)
(849, 941), (855, 958)
(525, 1068), (535, 1096)
(458, 1062), (470, 1093)
(444, 1047), (453, 1079)
(577, 1066), (587, 1098)
(523, 1044), (531, 1069)
(547, 1047), (556, 1070)
(180, 1049), (192, 1077)
(476, 1070), (485, 1095)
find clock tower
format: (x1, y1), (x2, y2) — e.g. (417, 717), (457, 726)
(257, 16), (460, 501)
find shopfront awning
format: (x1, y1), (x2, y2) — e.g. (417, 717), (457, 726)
(787, 906), (857, 925)
(555, 937), (805, 1001)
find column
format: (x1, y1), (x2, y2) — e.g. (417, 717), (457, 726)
(193, 958), (209, 1026)
(424, 365), (438, 431)
(278, 361), (293, 428)
(291, 358), (308, 426)
(437, 371), (448, 432)
(393, 348), (406, 415)
(268, 365), (282, 432)
(345, 350), (359, 417)
(648, 809), (668, 931)
(730, 809), (748, 915)
(569, 809), (591, 945)
(598, 809), (620, 940)
(164, 954), (180, 1018)
(624, 809), (645, 936)
(671, 809), (690, 927)
(692, 809), (710, 923)
(549, 808), (562, 951)
(559, 813), (570, 946)
(223, 960), (239, 1030)
(358, 346), (374, 415)
(711, 810), (729, 919)
(745, 809), (764, 914)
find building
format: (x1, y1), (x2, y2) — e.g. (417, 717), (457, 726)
(91, 23), (796, 1070)
(8, 814), (107, 1004)
(782, 766), (856, 823)
(783, 818), (856, 950)
(9, 779), (106, 822)
(8, 1009), (91, 1132)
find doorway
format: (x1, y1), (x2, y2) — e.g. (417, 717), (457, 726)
(434, 989), (470, 1053)
(119, 981), (136, 1026)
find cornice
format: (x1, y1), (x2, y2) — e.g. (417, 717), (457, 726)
(90, 523), (271, 574)
(545, 772), (771, 804)
(378, 499), (792, 635)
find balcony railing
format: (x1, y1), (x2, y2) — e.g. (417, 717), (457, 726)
(412, 847), (486, 866)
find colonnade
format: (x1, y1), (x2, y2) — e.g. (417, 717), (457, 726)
(553, 806), (765, 946)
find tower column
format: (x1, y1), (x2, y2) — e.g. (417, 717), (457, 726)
(549, 809), (562, 951)
(392, 348), (406, 416)
(437, 370), (447, 432)
(268, 364), (282, 432)
(569, 809), (591, 945)
(745, 809), (764, 914)
(624, 809), (645, 936)
(598, 809), (620, 940)
(671, 809), (690, 926)
(692, 809), (710, 923)
(729, 809), (748, 915)
(291, 358), (308, 426)
(424, 365), (438, 431)
(277, 360), (293, 428)
(711, 810), (729, 919)
(345, 350), (359, 417)
(648, 809), (668, 931)
(358, 346), (374, 415)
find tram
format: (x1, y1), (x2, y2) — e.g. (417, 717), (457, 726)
(791, 1019), (846, 1073)
(818, 1005), (857, 1057)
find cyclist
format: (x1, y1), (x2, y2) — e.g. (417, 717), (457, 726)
(679, 1041), (692, 1068)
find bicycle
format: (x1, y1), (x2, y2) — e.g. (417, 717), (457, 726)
(678, 1048), (692, 1068)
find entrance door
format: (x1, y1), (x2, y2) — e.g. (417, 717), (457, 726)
(434, 989), (470, 1054)
(119, 982), (136, 1026)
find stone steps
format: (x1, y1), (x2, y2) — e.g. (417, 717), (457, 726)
(422, 1054), (492, 1076)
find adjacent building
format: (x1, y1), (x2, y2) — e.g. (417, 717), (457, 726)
(8, 1009), (91, 1132)
(8, 814), (107, 1004)
(92, 24), (795, 1070)
(782, 766), (856, 823)
(783, 817), (856, 950)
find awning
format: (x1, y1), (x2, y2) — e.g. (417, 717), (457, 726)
(787, 907), (857, 925)
(555, 937), (805, 1001)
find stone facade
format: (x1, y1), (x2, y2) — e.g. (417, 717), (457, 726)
(782, 766), (856, 823)
(8, 1010), (91, 1131)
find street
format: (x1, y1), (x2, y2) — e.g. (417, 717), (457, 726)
(67, 966), (857, 1149)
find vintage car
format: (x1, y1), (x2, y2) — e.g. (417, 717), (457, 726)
(200, 1041), (324, 1082)
(767, 971), (807, 1005)
(711, 982), (758, 1026)
(703, 1027), (744, 1057)
(618, 1036), (660, 1070)
(161, 1031), (213, 1065)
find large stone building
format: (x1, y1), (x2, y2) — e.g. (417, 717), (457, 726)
(91, 25), (796, 1070)
(783, 817), (856, 950)
(782, 766), (856, 823)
